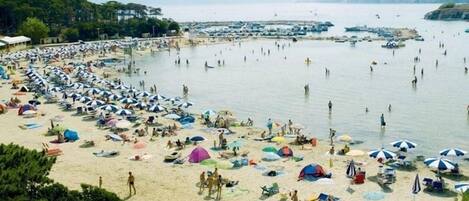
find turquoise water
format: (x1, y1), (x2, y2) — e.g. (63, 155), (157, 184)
(122, 3), (469, 156)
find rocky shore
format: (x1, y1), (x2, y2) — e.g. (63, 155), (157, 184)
(424, 4), (469, 21)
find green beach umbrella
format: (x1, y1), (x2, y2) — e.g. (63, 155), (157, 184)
(262, 146), (277, 153)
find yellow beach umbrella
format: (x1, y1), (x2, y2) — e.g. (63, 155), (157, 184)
(337, 134), (352, 142)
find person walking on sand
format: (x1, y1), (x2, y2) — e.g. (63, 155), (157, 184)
(380, 114), (386, 127)
(99, 176), (102, 188)
(216, 175), (223, 200)
(127, 171), (136, 195)
(199, 172), (206, 193)
(290, 190), (299, 201)
(267, 118), (273, 134)
(329, 128), (336, 146)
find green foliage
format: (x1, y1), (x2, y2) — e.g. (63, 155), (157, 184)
(61, 28), (80, 42)
(18, 17), (49, 44)
(463, 190), (469, 201)
(168, 21), (180, 33)
(0, 143), (121, 201)
(0, 0), (180, 41)
(440, 2), (456, 9)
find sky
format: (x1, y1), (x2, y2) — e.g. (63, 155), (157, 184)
(89, 0), (296, 5)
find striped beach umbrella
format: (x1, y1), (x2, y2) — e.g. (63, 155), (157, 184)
(390, 140), (417, 150)
(368, 149), (396, 160)
(127, 88), (138, 93)
(424, 157), (455, 171)
(412, 174), (421, 194)
(108, 94), (122, 101)
(99, 90), (113, 97)
(86, 100), (105, 107)
(69, 83), (84, 89)
(79, 96), (92, 103)
(120, 97), (137, 104)
(86, 88), (101, 95)
(440, 148), (467, 157)
(346, 160), (356, 178)
(99, 104), (120, 112)
(133, 102), (148, 109)
(149, 94), (165, 101)
(148, 104), (165, 113)
(455, 183), (469, 193)
(115, 109), (132, 116)
(114, 85), (129, 90)
(68, 93), (82, 99)
(178, 101), (193, 108)
(50, 87), (63, 92)
(137, 91), (152, 97)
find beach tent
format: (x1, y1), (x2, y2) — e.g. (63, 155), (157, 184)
(64, 129), (79, 141)
(277, 146), (293, 157)
(188, 146), (210, 163)
(19, 86), (29, 92)
(299, 163), (326, 180)
(18, 104), (36, 115)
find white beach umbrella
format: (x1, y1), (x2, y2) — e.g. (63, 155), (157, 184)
(440, 148), (467, 157)
(424, 157), (456, 171)
(115, 109), (132, 116)
(368, 149), (396, 160)
(390, 140), (417, 150)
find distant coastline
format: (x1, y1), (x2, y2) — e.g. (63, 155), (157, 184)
(424, 3), (469, 20)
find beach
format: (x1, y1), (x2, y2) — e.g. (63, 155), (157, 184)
(1, 37), (467, 201)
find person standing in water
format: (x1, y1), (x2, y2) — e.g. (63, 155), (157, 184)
(380, 114), (386, 127)
(328, 100), (333, 112)
(267, 118), (273, 134)
(304, 84), (309, 94)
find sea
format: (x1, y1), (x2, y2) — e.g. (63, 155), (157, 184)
(121, 3), (469, 157)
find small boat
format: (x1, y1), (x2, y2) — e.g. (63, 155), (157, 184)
(335, 39), (347, 43)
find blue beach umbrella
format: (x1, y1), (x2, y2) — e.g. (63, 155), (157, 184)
(190, 136), (206, 142)
(50, 87), (63, 92)
(137, 91), (152, 97)
(368, 149), (396, 160)
(440, 148), (467, 157)
(68, 93), (82, 99)
(120, 97), (137, 104)
(115, 109), (132, 116)
(99, 104), (120, 112)
(86, 88), (101, 95)
(149, 94), (165, 101)
(86, 100), (105, 107)
(114, 85), (129, 90)
(148, 104), (165, 113)
(79, 96), (92, 103)
(178, 101), (193, 108)
(108, 94), (122, 100)
(424, 157), (456, 171)
(202, 109), (217, 116)
(390, 140), (417, 150)
(133, 102), (148, 109)
(99, 90), (113, 97)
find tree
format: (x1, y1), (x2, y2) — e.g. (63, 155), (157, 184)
(61, 28), (80, 42)
(18, 17), (49, 44)
(0, 143), (121, 201)
(168, 21), (180, 33)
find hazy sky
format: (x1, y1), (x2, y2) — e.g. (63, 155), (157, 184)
(90, 0), (296, 5)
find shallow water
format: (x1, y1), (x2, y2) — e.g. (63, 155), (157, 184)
(122, 3), (469, 157)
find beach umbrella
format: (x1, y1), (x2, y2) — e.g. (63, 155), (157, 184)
(99, 104), (119, 112)
(133, 102), (148, 109)
(137, 91), (152, 97)
(114, 85), (128, 90)
(127, 88), (138, 93)
(69, 83), (84, 89)
(190, 136), (206, 142)
(424, 157), (455, 171)
(412, 174), (421, 194)
(271, 136), (286, 143)
(338, 134), (353, 143)
(148, 104), (165, 113)
(202, 109), (217, 116)
(68, 93), (82, 99)
(439, 148), (467, 157)
(79, 96), (92, 103)
(166, 97), (181, 102)
(227, 140), (244, 149)
(391, 140), (417, 150)
(99, 90), (113, 97)
(455, 183), (469, 193)
(164, 113), (181, 119)
(149, 94), (165, 101)
(50, 87), (63, 92)
(120, 97), (137, 104)
(262, 146), (278, 153)
(86, 100), (105, 107)
(368, 149), (396, 160)
(108, 94), (122, 100)
(115, 120), (131, 129)
(85, 88), (101, 95)
(262, 152), (281, 161)
(346, 160), (356, 178)
(178, 101), (193, 108)
(115, 109), (132, 116)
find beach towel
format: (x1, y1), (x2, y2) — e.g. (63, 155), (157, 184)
(19, 123), (42, 129)
(107, 134), (123, 141)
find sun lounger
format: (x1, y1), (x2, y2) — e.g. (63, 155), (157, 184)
(261, 183), (279, 197)
(42, 143), (62, 156)
(315, 193), (340, 201)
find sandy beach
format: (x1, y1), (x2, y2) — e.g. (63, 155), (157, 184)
(1, 38), (467, 201)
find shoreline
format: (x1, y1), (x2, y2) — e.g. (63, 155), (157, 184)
(0, 38), (467, 201)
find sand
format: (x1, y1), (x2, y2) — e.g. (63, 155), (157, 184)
(0, 39), (466, 201)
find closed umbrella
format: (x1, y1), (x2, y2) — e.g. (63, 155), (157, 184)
(412, 174), (421, 194)
(346, 160), (356, 178)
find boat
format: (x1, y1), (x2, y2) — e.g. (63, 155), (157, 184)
(381, 40), (405, 49)
(465, 28), (469, 33)
(345, 26), (368, 32)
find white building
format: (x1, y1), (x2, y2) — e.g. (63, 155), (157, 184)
(0, 36), (31, 51)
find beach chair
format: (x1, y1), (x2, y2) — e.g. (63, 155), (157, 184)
(317, 193), (329, 201)
(423, 178), (433, 187)
(432, 181), (443, 192)
(353, 173), (365, 184)
(42, 143), (62, 156)
(261, 183), (279, 196)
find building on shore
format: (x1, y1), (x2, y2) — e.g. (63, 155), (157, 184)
(0, 36), (31, 52)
